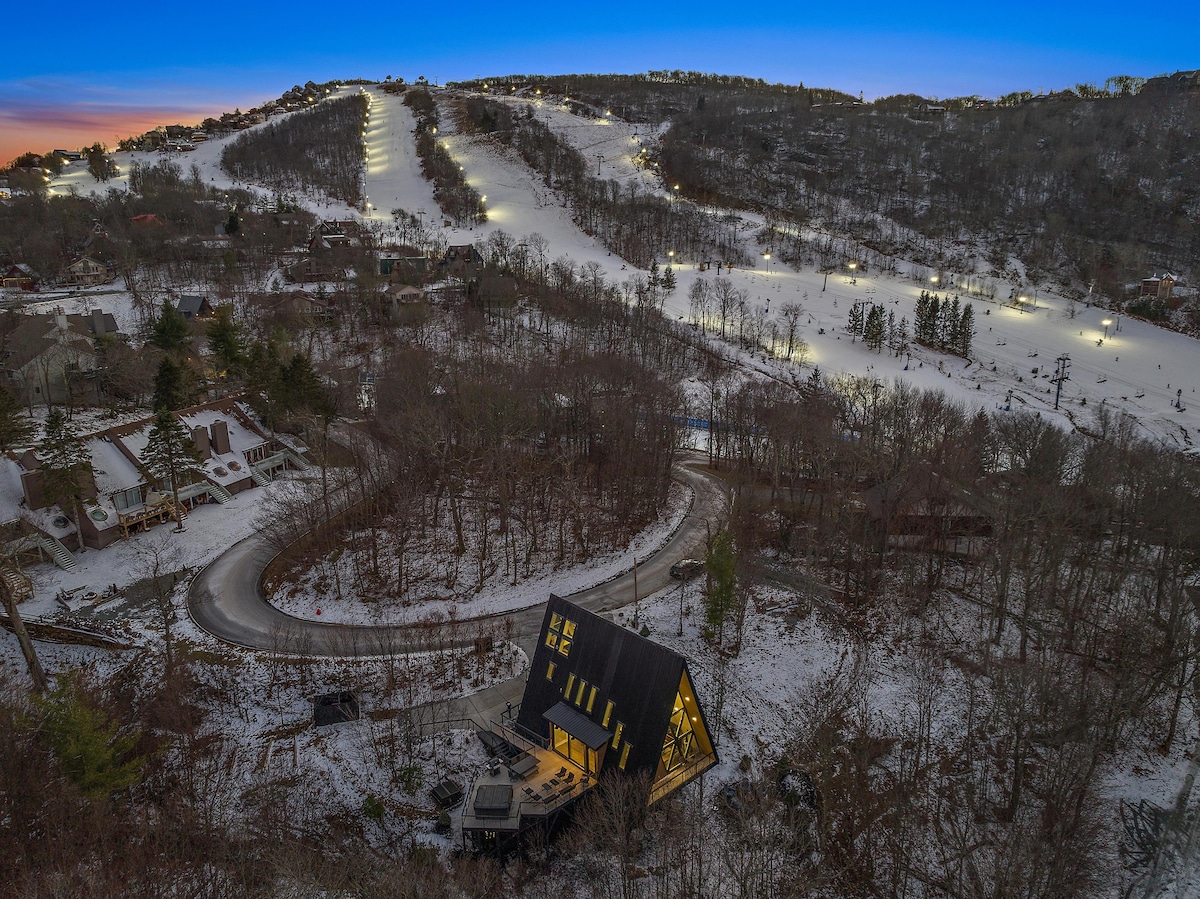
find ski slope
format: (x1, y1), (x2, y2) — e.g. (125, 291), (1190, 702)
(47, 85), (1200, 451)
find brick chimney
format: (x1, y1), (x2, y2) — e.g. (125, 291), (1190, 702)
(210, 420), (231, 455)
(191, 426), (211, 459)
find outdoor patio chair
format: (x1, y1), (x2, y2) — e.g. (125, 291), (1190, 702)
(557, 766), (567, 778)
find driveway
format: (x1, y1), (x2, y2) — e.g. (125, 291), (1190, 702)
(187, 454), (729, 661)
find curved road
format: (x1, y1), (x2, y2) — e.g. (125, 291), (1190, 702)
(187, 455), (729, 664)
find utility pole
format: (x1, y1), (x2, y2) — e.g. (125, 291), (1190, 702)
(1052, 353), (1071, 410)
(678, 577), (686, 637)
(632, 556), (639, 627)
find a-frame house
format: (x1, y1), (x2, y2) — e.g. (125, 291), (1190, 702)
(461, 595), (717, 852)
(518, 594), (718, 801)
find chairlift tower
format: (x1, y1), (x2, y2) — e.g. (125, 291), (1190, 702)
(1052, 353), (1071, 410)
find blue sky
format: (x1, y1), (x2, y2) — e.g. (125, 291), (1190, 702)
(3, 1), (1196, 163)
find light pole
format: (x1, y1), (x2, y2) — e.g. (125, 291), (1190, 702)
(762, 252), (771, 275)
(1102, 318), (1112, 339)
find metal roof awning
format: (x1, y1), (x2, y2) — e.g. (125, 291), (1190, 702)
(544, 701), (610, 749)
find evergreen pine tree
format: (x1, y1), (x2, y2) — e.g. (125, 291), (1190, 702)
(945, 296), (962, 351)
(39, 408), (93, 552)
(914, 291), (931, 343)
(141, 411), (205, 531)
(926, 294), (940, 346)
(897, 317), (911, 358)
(152, 357), (187, 412)
(0, 382), (33, 451)
(207, 304), (245, 379)
(149, 302), (191, 354)
(703, 530), (737, 642)
(662, 265), (677, 294)
(886, 309), (897, 353)
(864, 304), (886, 351)
(958, 303), (976, 357)
(36, 672), (144, 800)
(246, 339), (284, 430)
(280, 353), (336, 425)
(847, 302), (865, 340)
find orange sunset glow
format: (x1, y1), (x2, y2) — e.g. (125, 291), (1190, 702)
(0, 101), (255, 166)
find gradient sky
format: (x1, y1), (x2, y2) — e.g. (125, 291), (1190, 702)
(3, 1), (1196, 165)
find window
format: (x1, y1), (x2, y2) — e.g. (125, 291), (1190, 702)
(545, 612), (576, 658)
(612, 721), (624, 749)
(546, 661), (556, 680)
(619, 742), (632, 770)
(602, 700), (614, 728)
(660, 682), (710, 775)
(586, 686), (597, 713)
(111, 486), (143, 512)
(575, 678), (587, 705)
(565, 673), (575, 697)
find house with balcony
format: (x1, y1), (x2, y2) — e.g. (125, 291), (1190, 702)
(13, 398), (309, 552)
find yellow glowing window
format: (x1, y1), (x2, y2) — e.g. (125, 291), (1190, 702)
(545, 631), (559, 649)
(612, 721), (624, 749)
(586, 686), (597, 713)
(550, 612), (563, 632)
(562, 619), (577, 638)
(546, 661), (556, 680)
(619, 742), (632, 770)
(575, 678), (587, 705)
(602, 700), (614, 728)
(565, 673), (575, 696)
(557, 637), (572, 657)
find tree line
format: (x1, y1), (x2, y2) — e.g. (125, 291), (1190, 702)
(220, 94), (366, 204)
(647, 80), (1197, 299)
(403, 89), (487, 227)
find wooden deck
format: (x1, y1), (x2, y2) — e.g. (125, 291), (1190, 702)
(459, 734), (594, 841)
(118, 498), (185, 539)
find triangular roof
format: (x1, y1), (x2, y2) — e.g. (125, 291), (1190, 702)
(516, 595), (717, 801)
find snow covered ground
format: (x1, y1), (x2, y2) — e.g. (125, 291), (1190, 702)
(270, 479), (692, 624)
(41, 86), (1200, 455)
(360, 87), (1200, 453)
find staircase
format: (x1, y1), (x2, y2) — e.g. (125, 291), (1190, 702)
(33, 532), (76, 572)
(251, 467), (272, 487)
(207, 481), (234, 503)
(283, 449), (310, 471)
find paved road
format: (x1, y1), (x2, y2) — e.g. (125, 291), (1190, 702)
(187, 455), (729, 664)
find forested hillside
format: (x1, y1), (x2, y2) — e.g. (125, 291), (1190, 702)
(461, 73), (1199, 298)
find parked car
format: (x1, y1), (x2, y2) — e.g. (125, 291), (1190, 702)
(670, 559), (705, 579)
